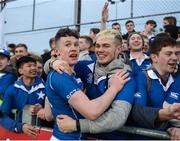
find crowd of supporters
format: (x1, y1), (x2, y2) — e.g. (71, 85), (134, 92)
(0, 2), (180, 140)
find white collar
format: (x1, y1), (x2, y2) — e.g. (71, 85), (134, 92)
(147, 69), (174, 91)
(129, 53), (149, 61)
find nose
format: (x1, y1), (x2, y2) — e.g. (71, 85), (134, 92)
(172, 52), (178, 61)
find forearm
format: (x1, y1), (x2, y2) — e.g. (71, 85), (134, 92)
(88, 87), (120, 120)
(158, 108), (172, 121)
(80, 100), (131, 133)
(101, 20), (106, 31)
(130, 104), (168, 130)
(44, 97), (53, 121)
(0, 114), (23, 133)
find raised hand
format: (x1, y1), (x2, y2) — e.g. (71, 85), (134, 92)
(102, 2), (109, 23)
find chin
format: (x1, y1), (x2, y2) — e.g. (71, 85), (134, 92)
(70, 61), (78, 66)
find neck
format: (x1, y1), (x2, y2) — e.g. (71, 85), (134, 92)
(22, 76), (35, 86)
(152, 64), (169, 77)
(130, 51), (144, 60)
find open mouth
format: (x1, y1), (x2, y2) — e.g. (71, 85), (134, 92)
(69, 54), (78, 59)
(167, 63), (176, 68)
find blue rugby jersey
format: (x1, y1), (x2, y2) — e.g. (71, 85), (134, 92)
(165, 74), (180, 104)
(134, 69), (175, 108)
(129, 54), (152, 75)
(46, 70), (84, 140)
(1, 76), (46, 120)
(75, 60), (136, 139)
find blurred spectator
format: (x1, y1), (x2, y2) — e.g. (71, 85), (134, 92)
(0, 48), (16, 105)
(112, 22), (121, 31)
(89, 28), (100, 53)
(163, 16), (177, 27)
(79, 36), (95, 61)
(10, 43), (29, 70)
(123, 20), (136, 40)
(41, 37), (55, 64)
(164, 25), (178, 40)
(7, 43), (16, 56)
(141, 20), (157, 39)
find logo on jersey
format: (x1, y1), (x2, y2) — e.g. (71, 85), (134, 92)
(66, 88), (79, 99)
(87, 73), (93, 84)
(169, 92), (179, 100)
(134, 92), (141, 98)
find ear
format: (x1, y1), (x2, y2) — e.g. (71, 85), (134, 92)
(150, 53), (158, 63)
(7, 60), (10, 65)
(18, 67), (23, 75)
(117, 44), (122, 54)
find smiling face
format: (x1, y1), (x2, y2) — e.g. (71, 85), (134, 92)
(15, 46), (28, 60)
(128, 33), (143, 51)
(95, 37), (120, 66)
(18, 61), (37, 78)
(151, 46), (178, 75)
(56, 36), (79, 66)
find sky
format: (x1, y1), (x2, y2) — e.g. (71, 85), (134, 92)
(3, 0), (180, 54)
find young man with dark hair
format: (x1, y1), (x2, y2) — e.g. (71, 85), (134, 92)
(123, 20), (136, 40)
(141, 19), (157, 39)
(1, 56), (45, 128)
(111, 22), (121, 31)
(79, 36), (95, 61)
(132, 33), (180, 138)
(163, 16), (177, 27)
(89, 28), (100, 53)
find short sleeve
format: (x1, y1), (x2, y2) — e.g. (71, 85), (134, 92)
(50, 72), (81, 101)
(115, 73), (136, 104)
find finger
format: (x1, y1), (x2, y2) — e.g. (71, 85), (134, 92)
(56, 68), (63, 74)
(120, 72), (130, 80)
(116, 70), (128, 77)
(57, 115), (68, 119)
(28, 128), (37, 138)
(123, 77), (131, 83)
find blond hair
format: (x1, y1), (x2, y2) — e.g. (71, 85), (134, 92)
(96, 29), (122, 45)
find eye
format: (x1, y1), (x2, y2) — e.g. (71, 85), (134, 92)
(74, 43), (79, 48)
(95, 44), (100, 48)
(165, 52), (171, 56)
(103, 44), (110, 48)
(65, 43), (71, 47)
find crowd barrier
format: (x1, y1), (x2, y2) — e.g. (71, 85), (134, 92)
(0, 107), (170, 140)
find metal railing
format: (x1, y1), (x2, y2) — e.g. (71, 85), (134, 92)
(11, 107), (170, 140)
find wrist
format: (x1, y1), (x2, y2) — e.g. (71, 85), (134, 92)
(158, 108), (171, 121)
(76, 120), (81, 132)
